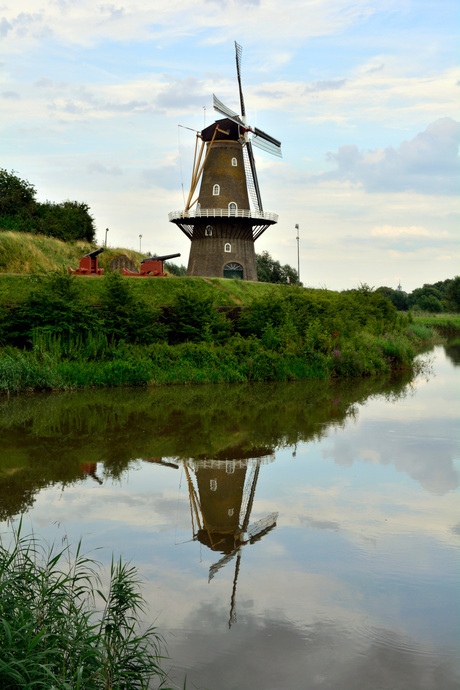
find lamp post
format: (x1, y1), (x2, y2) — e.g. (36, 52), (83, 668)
(295, 224), (300, 285)
(105, 228), (109, 247)
(139, 234), (142, 253)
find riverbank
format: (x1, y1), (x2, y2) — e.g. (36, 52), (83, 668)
(0, 272), (447, 394)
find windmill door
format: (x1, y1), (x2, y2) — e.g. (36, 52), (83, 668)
(224, 262), (243, 279)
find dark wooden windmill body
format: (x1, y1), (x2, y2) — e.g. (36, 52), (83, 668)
(169, 43), (282, 281)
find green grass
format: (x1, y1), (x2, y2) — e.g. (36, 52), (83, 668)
(0, 231), (145, 275)
(0, 267), (291, 308)
(0, 230), (301, 307)
(412, 313), (460, 335)
(0, 522), (181, 689)
(0, 326), (430, 394)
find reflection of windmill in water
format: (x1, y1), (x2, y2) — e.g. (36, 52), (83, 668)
(169, 41), (282, 280)
(146, 447), (278, 627)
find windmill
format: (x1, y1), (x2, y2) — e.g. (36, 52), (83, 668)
(169, 42), (282, 281)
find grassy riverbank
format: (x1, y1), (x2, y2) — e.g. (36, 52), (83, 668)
(0, 524), (179, 689)
(412, 313), (460, 336)
(0, 271), (437, 394)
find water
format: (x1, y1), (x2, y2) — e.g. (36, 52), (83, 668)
(0, 344), (459, 689)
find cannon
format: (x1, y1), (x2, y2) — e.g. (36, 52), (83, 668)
(68, 247), (104, 275)
(122, 252), (181, 277)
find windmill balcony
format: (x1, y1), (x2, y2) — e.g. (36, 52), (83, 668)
(168, 208), (278, 223)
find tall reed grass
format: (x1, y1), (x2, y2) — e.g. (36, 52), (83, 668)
(0, 522), (181, 689)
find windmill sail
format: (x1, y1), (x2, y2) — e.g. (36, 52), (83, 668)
(235, 41), (246, 118)
(252, 128), (282, 157)
(212, 94), (242, 124)
(243, 143), (262, 213)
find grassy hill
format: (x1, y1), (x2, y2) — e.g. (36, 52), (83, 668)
(0, 231), (143, 275)
(0, 231), (286, 306)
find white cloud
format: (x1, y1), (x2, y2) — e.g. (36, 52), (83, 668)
(0, 0), (386, 51)
(371, 226), (432, 238)
(317, 118), (460, 194)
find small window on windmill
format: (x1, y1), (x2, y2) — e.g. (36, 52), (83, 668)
(210, 479), (217, 491)
(224, 243), (231, 253)
(226, 460), (235, 474)
(231, 157), (237, 166)
(228, 508), (234, 517)
(213, 184), (220, 196)
(205, 225), (213, 236)
(228, 202), (237, 216)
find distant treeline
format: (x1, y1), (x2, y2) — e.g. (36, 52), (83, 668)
(0, 169), (95, 242)
(376, 278), (460, 313)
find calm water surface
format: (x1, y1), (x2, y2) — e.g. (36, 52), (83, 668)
(1, 344), (459, 690)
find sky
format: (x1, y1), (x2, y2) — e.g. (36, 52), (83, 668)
(1, 0), (458, 292)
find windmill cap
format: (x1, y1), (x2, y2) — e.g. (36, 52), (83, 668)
(201, 118), (241, 142)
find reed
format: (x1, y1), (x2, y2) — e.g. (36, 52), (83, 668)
(0, 521), (181, 689)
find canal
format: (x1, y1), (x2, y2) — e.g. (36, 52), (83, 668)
(0, 343), (459, 689)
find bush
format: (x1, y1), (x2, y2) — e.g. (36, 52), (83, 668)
(168, 284), (233, 344)
(100, 272), (167, 345)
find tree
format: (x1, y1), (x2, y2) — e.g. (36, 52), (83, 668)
(0, 169), (95, 242)
(446, 276), (460, 312)
(256, 250), (299, 284)
(38, 200), (95, 242)
(0, 169), (36, 216)
(164, 260), (187, 276)
(376, 286), (409, 311)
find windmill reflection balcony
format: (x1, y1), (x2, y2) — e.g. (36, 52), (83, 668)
(168, 207), (278, 242)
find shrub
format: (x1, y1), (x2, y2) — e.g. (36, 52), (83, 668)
(168, 284), (232, 344)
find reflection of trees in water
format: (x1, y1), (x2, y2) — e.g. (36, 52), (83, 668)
(443, 339), (460, 366)
(0, 369), (417, 522)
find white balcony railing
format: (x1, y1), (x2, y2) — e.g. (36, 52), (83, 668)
(168, 208), (278, 223)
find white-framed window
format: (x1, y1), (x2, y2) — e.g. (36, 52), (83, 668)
(224, 243), (231, 253)
(205, 225), (213, 236)
(228, 202), (237, 216)
(231, 157), (237, 166)
(210, 479), (217, 491)
(228, 508), (234, 517)
(226, 460), (235, 474)
(213, 184), (220, 196)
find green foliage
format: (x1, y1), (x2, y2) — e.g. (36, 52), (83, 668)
(0, 524), (177, 689)
(0, 273), (97, 349)
(0, 169), (36, 216)
(407, 279), (454, 312)
(100, 272), (167, 345)
(0, 270), (436, 393)
(256, 250), (298, 284)
(0, 169), (95, 242)
(376, 286), (409, 311)
(446, 276), (460, 312)
(163, 260), (187, 276)
(168, 284), (233, 344)
(0, 272), (167, 352)
(37, 200), (95, 242)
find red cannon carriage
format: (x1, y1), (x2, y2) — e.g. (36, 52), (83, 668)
(68, 248), (104, 276)
(122, 253), (180, 277)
